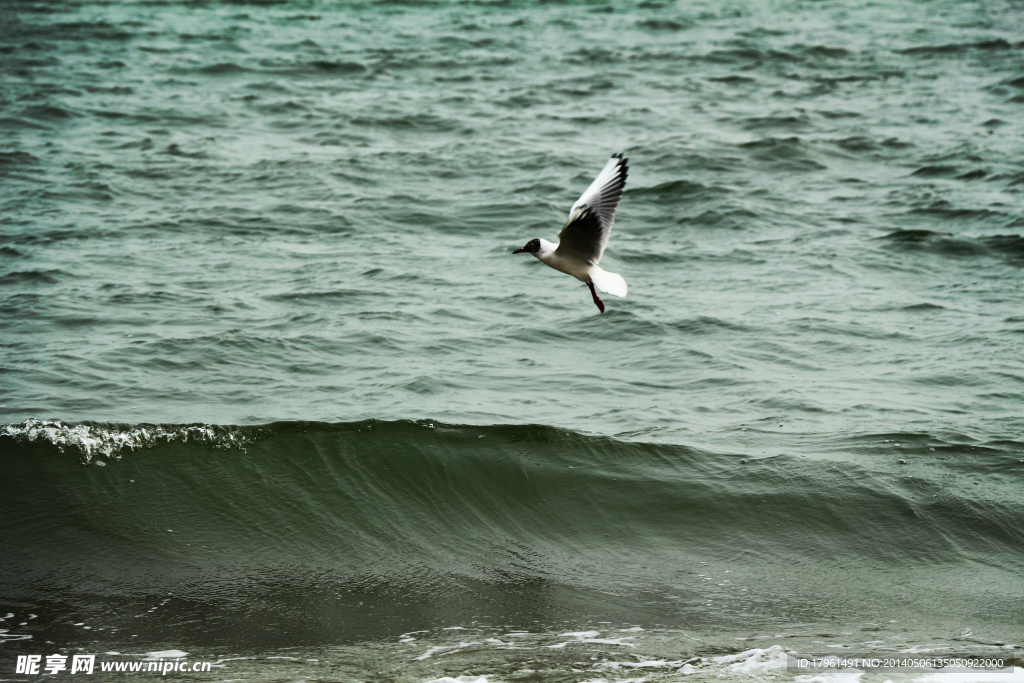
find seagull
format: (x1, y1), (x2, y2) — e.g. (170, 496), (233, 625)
(513, 153), (628, 313)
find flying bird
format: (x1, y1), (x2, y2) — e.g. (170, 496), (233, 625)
(513, 153), (628, 313)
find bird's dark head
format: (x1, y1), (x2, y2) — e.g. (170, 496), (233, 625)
(513, 238), (541, 255)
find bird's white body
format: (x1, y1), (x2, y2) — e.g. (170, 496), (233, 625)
(513, 154), (630, 312)
(529, 238), (628, 298)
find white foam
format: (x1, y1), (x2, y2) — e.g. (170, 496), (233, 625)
(901, 645), (952, 654)
(795, 672), (864, 683)
(144, 650), (188, 660)
(413, 643), (481, 661)
(913, 668), (1024, 683)
(600, 659), (684, 670)
(711, 646), (790, 674)
(0, 629), (32, 642)
(581, 639), (637, 647)
(425, 677), (489, 683)
(1, 419), (254, 462)
(557, 630), (635, 647)
(414, 646), (455, 661)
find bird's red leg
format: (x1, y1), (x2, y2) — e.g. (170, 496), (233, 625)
(587, 281), (605, 314)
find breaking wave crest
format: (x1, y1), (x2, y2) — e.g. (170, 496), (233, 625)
(0, 418), (259, 462)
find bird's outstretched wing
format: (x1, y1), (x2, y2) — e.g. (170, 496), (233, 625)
(556, 153), (628, 264)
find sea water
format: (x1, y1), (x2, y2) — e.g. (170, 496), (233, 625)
(1, 0), (1022, 681)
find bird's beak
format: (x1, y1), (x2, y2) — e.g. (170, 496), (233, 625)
(512, 248), (525, 254)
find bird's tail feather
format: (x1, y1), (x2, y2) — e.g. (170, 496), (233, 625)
(590, 267), (627, 297)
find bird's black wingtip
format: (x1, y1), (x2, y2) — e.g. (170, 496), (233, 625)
(611, 152), (629, 180)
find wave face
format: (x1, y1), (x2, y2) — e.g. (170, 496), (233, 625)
(2, 420), (1022, 650)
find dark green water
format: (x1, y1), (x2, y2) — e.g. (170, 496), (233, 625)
(1, 0), (1022, 680)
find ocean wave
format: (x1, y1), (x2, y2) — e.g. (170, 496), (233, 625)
(0, 418), (259, 462)
(2, 418), (1022, 648)
(896, 38), (1017, 55)
(878, 229), (1024, 263)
